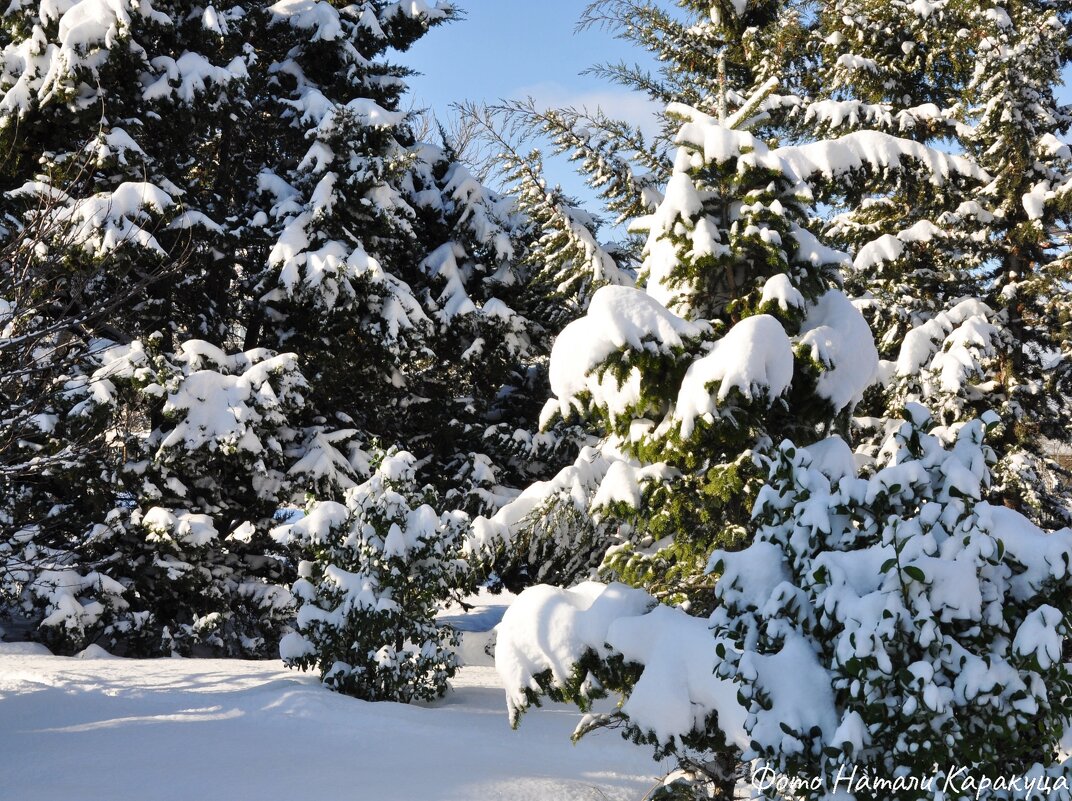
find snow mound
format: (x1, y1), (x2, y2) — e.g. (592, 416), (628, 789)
(675, 314), (794, 436)
(75, 644), (118, 659)
(550, 286), (705, 413)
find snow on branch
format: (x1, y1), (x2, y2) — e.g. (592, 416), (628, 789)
(776, 131), (990, 186)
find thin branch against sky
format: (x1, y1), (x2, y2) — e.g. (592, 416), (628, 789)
(406, 0), (662, 206)
(406, 1), (658, 127)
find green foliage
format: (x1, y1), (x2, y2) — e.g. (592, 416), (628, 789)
(601, 456), (759, 612)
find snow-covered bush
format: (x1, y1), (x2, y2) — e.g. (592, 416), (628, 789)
(498, 409), (1072, 798)
(713, 407), (1072, 798)
(276, 451), (471, 703)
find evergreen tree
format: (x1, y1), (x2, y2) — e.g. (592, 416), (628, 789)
(798, 0), (1072, 526)
(277, 450), (469, 702)
(952, 0), (1072, 522)
(504, 1), (1072, 530)
(473, 87), (889, 604)
(0, 0), (562, 657)
(0, 0), (295, 652)
(217, 0), (557, 509)
(475, 1), (988, 602)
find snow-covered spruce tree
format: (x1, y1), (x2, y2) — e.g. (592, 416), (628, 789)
(475, 41), (992, 597)
(793, 0), (1072, 526)
(510, 0), (1072, 530)
(0, 0), (324, 654)
(713, 408), (1072, 799)
(473, 83), (882, 605)
(461, 3), (795, 594)
(0, 0), (560, 654)
(0, 184), (306, 654)
(472, 0), (1018, 594)
(238, 2), (574, 519)
(497, 410), (1072, 799)
(274, 450), (469, 702)
(951, 0), (1072, 524)
(0, 202), (175, 642)
(3, 329), (319, 655)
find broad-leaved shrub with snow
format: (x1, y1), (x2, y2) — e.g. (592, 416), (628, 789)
(712, 407), (1072, 798)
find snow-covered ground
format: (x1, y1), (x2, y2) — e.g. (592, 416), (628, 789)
(0, 638), (660, 801)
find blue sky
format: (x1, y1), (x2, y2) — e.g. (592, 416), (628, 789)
(405, 1), (660, 205)
(406, 1), (656, 130)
